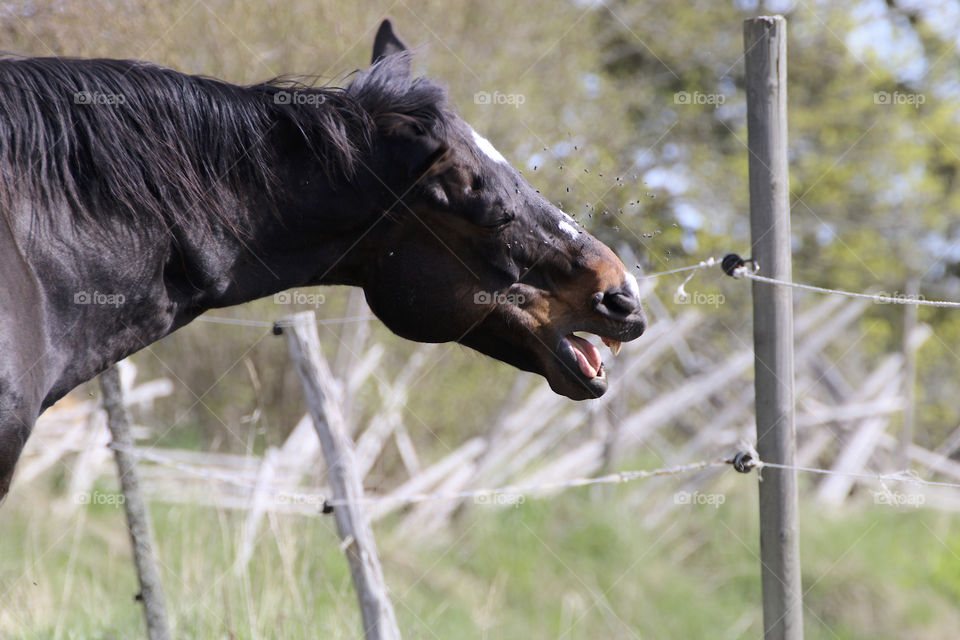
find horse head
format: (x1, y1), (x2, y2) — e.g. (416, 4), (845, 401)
(347, 21), (646, 400)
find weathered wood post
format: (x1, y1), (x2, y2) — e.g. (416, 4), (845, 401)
(100, 365), (172, 640)
(743, 16), (804, 640)
(283, 311), (401, 640)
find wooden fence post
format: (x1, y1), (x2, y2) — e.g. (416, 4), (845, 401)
(283, 311), (401, 640)
(744, 15), (805, 640)
(100, 365), (172, 640)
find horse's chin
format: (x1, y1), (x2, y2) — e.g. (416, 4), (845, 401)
(544, 337), (610, 400)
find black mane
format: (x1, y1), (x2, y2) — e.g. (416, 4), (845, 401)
(0, 52), (447, 236)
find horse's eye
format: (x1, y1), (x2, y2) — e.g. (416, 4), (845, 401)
(423, 183), (448, 208)
(471, 174), (485, 192)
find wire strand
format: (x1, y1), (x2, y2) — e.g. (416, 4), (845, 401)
(108, 442), (732, 509)
(638, 257), (719, 280)
(733, 268), (960, 309)
(326, 457), (730, 507)
(756, 459), (960, 491)
(194, 314), (377, 328)
(639, 252), (960, 309)
(108, 441), (960, 512)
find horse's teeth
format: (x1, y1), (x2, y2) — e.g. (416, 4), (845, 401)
(601, 337), (622, 356)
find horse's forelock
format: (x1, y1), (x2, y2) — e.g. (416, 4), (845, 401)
(346, 52), (450, 139)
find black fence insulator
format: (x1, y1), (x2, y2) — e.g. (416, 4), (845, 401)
(730, 451), (756, 473)
(722, 253), (746, 277)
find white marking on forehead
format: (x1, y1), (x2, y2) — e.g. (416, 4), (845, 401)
(555, 210), (580, 239)
(471, 128), (508, 164)
(558, 219), (580, 239)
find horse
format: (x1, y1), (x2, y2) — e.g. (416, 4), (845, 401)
(0, 20), (645, 502)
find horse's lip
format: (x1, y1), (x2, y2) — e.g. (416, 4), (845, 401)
(551, 344), (608, 399)
(547, 331), (613, 396)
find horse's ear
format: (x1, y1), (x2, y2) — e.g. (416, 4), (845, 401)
(371, 19), (408, 64)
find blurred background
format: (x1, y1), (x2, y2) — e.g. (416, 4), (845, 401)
(3, 0), (960, 638)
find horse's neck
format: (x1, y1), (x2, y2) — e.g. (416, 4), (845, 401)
(166, 199), (372, 311)
(32, 201), (368, 407)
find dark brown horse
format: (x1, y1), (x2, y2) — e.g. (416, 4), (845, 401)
(0, 21), (645, 501)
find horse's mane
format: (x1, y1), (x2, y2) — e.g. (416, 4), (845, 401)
(0, 52), (447, 236)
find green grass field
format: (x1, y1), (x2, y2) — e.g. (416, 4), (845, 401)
(3, 470), (959, 639)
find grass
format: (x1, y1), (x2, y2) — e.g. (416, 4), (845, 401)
(3, 470), (960, 639)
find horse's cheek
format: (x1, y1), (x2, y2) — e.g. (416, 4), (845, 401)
(362, 252), (478, 343)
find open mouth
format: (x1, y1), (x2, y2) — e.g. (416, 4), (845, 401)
(457, 315), (641, 401)
(557, 332), (623, 388)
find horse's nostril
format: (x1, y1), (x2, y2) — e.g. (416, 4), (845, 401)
(600, 289), (641, 316)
